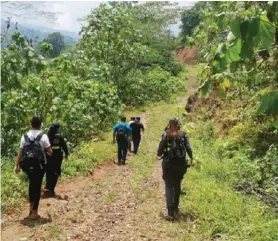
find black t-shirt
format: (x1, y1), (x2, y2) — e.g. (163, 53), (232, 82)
(130, 122), (144, 138)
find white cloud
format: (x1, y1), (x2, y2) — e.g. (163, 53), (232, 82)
(1, 1), (195, 33)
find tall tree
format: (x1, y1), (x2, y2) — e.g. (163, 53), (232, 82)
(42, 32), (65, 58)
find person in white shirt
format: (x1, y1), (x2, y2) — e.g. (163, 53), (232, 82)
(128, 117), (135, 152)
(14, 117), (52, 220)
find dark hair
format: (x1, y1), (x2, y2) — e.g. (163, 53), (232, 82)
(166, 117), (179, 140)
(121, 116), (126, 122)
(131, 117), (135, 121)
(31, 116), (42, 129)
(135, 117), (141, 122)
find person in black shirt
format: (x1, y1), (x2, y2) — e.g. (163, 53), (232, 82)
(130, 117), (144, 154)
(43, 123), (69, 197)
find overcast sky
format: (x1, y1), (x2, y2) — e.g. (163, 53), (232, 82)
(1, 1), (195, 33)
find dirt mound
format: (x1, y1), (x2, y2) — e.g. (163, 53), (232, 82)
(176, 46), (199, 65)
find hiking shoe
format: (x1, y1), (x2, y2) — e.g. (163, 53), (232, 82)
(29, 211), (41, 220)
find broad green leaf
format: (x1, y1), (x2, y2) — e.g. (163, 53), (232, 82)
(273, 119), (278, 129)
(257, 15), (275, 50)
(230, 17), (241, 38)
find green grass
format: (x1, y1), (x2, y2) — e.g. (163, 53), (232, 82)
(178, 118), (278, 241)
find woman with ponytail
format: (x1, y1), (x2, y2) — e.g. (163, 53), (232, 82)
(157, 117), (194, 221)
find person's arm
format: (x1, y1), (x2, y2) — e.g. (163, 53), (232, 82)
(157, 134), (167, 158)
(141, 124), (145, 133)
(14, 148), (23, 174)
(184, 133), (194, 166)
(60, 136), (69, 159)
(42, 134), (52, 156)
(113, 124), (118, 143)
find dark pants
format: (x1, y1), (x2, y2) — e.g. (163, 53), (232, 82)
(133, 136), (141, 154)
(128, 137), (132, 152)
(45, 153), (63, 193)
(162, 162), (187, 212)
(117, 140), (128, 163)
(26, 169), (45, 211)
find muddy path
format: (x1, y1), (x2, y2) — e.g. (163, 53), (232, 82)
(2, 69), (196, 241)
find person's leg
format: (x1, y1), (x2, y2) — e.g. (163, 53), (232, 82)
(122, 148), (127, 164)
(117, 144), (122, 164)
(133, 138), (139, 154)
(32, 170), (44, 211)
(26, 169), (44, 219)
(173, 178), (182, 213)
(163, 167), (174, 219)
(26, 171), (35, 214)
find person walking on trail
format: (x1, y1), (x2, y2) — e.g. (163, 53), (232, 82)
(128, 117), (135, 152)
(43, 123), (69, 197)
(14, 117), (52, 220)
(113, 116), (131, 165)
(130, 117), (144, 154)
(157, 117), (194, 221)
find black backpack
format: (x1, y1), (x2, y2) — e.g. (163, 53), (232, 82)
(166, 133), (187, 160)
(117, 125), (127, 142)
(19, 133), (45, 172)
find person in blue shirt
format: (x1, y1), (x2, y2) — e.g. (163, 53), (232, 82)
(113, 116), (131, 165)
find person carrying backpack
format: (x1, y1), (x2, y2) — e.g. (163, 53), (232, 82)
(43, 123), (69, 197)
(113, 116), (131, 165)
(157, 117), (194, 221)
(14, 117), (52, 220)
(130, 117), (144, 154)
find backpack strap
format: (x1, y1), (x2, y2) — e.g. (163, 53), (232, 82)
(24, 133), (31, 143)
(35, 133), (43, 142)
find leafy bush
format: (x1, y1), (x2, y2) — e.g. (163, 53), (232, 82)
(118, 67), (185, 106)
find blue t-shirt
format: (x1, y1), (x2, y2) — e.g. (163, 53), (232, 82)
(113, 122), (131, 135)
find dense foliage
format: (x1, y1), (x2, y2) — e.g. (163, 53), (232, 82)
(180, 2), (278, 209)
(1, 2), (185, 157)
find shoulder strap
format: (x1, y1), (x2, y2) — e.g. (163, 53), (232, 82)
(35, 133), (43, 142)
(24, 133), (30, 143)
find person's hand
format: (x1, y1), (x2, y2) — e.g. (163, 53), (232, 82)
(14, 165), (20, 175)
(190, 159), (195, 167)
(65, 155), (69, 160)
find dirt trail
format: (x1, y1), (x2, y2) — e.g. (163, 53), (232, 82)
(2, 69), (196, 241)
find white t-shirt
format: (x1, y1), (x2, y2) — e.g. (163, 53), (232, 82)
(20, 130), (51, 163)
(129, 121), (134, 125)
(20, 130), (50, 149)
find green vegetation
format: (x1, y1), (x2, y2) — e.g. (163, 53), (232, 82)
(179, 2), (278, 209)
(1, 2), (185, 212)
(41, 32), (66, 58)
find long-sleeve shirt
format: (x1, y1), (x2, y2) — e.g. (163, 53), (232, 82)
(157, 131), (193, 160)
